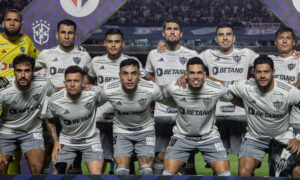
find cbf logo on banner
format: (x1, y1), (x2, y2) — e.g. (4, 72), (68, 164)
(260, 0), (300, 37)
(21, 0), (127, 50)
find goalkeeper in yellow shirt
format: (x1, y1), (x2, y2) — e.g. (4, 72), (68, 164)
(0, 9), (39, 174)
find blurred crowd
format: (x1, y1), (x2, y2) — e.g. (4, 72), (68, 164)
(0, 0), (278, 25)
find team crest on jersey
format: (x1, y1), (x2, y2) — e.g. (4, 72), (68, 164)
(179, 57), (188, 65)
(233, 55), (241, 63)
(20, 47), (25, 54)
(159, 58), (164, 62)
(32, 20), (50, 45)
(273, 95), (283, 110)
(84, 102), (93, 110)
(138, 98), (147, 107)
(32, 94), (41, 101)
(203, 98), (212, 106)
(73, 57), (81, 64)
(288, 64), (296, 71)
(116, 101), (122, 105)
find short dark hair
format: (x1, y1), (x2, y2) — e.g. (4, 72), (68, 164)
(64, 66), (83, 78)
(105, 28), (124, 39)
(57, 19), (76, 32)
(13, 54), (35, 70)
(163, 19), (182, 32)
(275, 26), (295, 40)
(254, 55), (274, 70)
(186, 57), (205, 70)
(216, 23), (233, 34)
(120, 59), (140, 70)
(3, 9), (22, 21)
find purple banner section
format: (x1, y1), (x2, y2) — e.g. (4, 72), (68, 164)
(21, 0), (127, 51)
(260, 0), (300, 37)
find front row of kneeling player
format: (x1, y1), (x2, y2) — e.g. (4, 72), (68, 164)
(0, 54), (299, 176)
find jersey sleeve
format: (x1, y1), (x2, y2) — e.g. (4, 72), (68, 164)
(46, 99), (55, 119)
(145, 51), (155, 74)
(83, 52), (92, 73)
(152, 83), (163, 102)
(46, 79), (57, 96)
(27, 38), (40, 59)
(219, 86), (233, 102)
(227, 80), (246, 98)
(35, 50), (47, 70)
(160, 83), (177, 107)
(198, 50), (208, 66)
(88, 59), (96, 78)
(245, 48), (259, 67)
(288, 87), (300, 108)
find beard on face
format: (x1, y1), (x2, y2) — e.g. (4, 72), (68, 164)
(256, 76), (273, 91)
(166, 39), (180, 49)
(4, 26), (20, 37)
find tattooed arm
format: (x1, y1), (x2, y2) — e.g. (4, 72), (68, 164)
(46, 118), (62, 162)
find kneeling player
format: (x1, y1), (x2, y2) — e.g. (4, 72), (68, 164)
(0, 55), (56, 174)
(162, 57), (231, 176)
(46, 66), (104, 174)
(100, 59), (165, 175)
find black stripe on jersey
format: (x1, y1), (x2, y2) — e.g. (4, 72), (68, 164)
(107, 81), (120, 89)
(32, 76), (47, 81)
(206, 80), (221, 89)
(277, 81), (292, 92)
(50, 91), (64, 101)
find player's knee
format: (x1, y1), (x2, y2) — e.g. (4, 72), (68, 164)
(29, 162), (43, 174)
(292, 166), (300, 178)
(153, 162), (164, 175)
(116, 165), (130, 175)
(238, 166), (253, 176)
(215, 170), (231, 176)
(139, 165), (153, 175)
(162, 170), (174, 175)
(55, 162), (67, 174)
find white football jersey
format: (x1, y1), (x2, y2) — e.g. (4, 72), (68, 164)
(0, 76), (56, 134)
(269, 55), (300, 129)
(46, 88), (101, 146)
(88, 53), (144, 123)
(228, 79), (300, 139)
(199, 48), (258, 116)
(145, 46), (198, 117)
(35, 46), (91, 88)
(101, 78), (163, 133)
(163, 79), (230, 140)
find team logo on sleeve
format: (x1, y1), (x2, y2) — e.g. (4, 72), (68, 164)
(138, 98), (147, 107)
(233, 55), (241, 63)
(32, 20), (50, 45)
(203, 98), (212, 106)
(287, 63), (296, 71)
(179, 57), (188, 65)
(32, 94), (41, 101)
(73, 57), (81, 64)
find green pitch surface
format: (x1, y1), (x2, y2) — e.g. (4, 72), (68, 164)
(81, 153), (269, 176)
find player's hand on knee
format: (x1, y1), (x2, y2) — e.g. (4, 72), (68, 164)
(0, 155), (8, 166)
(176, 74), (188, 88)
(287, 138), (300, 154)
(52, 141), (62, 162)
(0, 77), (9, 88)
(157, 42), (166, 53)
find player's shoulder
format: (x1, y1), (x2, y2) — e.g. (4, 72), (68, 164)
(121, 54), (138, 60)
(205, 79), (223, 89)
(49, 89), (65, 102)
(40, 46), (59, 54)
(32, 75), (47, 82)
(18, 34), (33, 42)
(92, 54), (106, 62)
(180, 46), (197, 54)
(0, 79), (14, 93)
(139, 79), (155, 89)
(105, 80), (121, 90)
(244, 78), (256, 86)
(275, 79), (293, 92)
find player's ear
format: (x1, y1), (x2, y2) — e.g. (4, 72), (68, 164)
(56, 32), (58, 40)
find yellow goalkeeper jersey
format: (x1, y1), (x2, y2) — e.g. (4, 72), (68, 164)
(0, 33), (39, 77)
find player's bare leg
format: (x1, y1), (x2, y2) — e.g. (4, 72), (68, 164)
(154, 152), (164, 174)
(0, 155), (11, 174)
(115, 156), (130, 175)
(137, 156), (154, 175)
(86, 160), (103, 175)
(238, 157), (260, 176)
(209, 160), (231, 176)
(25, 149), (45, 174)
(163, 159), (185, 175)
(292, 165), (300, 177)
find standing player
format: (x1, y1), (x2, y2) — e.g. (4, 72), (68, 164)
(269, 26), (300, 133)
(0, 54), (56, 174)
(228, 55), (300, 177)
(0, 9), (40, 174)
(35, 19), (91, 89)
(162, 57), (231, 176)
(100, 59), (163, 175)
(145, 19), (198, 174)
(46, 66), (104, 175)
(88, 28), (144, 173)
